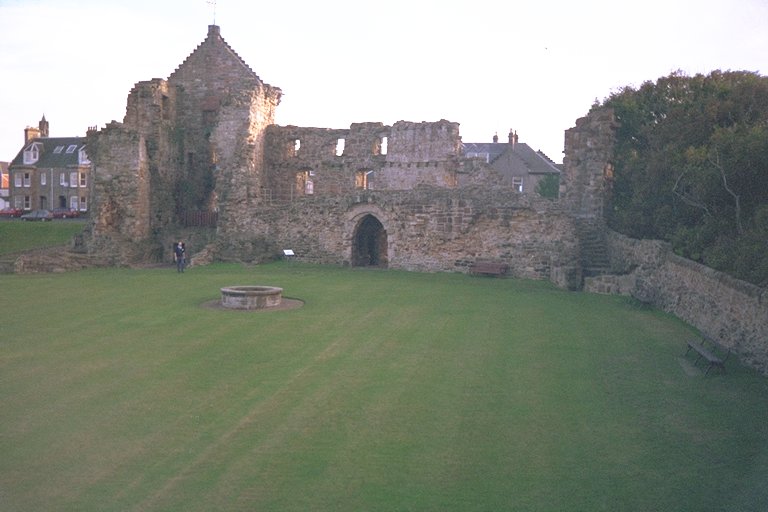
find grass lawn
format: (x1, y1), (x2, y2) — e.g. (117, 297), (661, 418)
(1, 262), (767, 511)
(0, 220), (86, 255)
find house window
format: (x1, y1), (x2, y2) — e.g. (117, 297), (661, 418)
(293, 139), (301, 157)
(23, 173), (31, 187)
(66, 145), (77, 154)
(41, 173), (46, 186)
(40, 196), (47, 210)
(467, 152), (490, 163)
(60, 173), (68, 186)
(14, 196), (23, 209)
(336, 138), (345, 156)
(24, 196), (31, 209)
(70, 172), (78, 187)
(512, 177), (524, 193)
(53, 145), (65, 154)
(70, 196), (79, 210)
(14, 173), (22, 188)
(23, 143), (41, 164)
(79, 172), (87, 187)
(355, 170), (374, 190)
(380, 136), (388, 155)
(79, 196), (87, 211)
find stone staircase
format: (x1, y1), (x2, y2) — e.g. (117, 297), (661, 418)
(575, 220), (611, 277)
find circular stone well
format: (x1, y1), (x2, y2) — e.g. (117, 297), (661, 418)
(220, 285), (283, 310)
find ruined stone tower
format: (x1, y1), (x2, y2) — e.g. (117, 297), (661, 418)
(86, 25), (281, 262)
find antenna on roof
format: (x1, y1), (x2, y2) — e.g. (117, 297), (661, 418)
(207, 0), (217, 24)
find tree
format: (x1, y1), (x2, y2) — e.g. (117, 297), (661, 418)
(597, 70), (768, 286)
(535, 173), (560, 199)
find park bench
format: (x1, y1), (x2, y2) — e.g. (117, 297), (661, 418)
(469, 261), (508, 277)
(684, 337), (731, 375)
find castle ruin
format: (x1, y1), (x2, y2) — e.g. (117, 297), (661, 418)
(83, 25), (615, 290)
(28, 24), (765, 375)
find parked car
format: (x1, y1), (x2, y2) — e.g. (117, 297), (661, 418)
(52, 207), (79, 218)
(0, 207), (23, 218)
(20, 209), (53, 221)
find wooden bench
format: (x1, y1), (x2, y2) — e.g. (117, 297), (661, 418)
(684, 337), (731, 375)
(469, 261), (508, 277)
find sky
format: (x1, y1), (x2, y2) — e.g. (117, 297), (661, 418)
(0, 0), (766, 165)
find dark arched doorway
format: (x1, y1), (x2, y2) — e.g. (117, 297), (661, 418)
(352, 214), (388, 267)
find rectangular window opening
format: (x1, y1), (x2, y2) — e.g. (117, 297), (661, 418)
(66, 145), (77, 154)
(295, 170), (313, 196)
(355, 170), (374, 190)
(336, 138), (345, 157)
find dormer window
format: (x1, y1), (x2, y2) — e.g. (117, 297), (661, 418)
(23, 142), (42, 164)
(66, 144), (77, 154)
(78, 147), (90, 165)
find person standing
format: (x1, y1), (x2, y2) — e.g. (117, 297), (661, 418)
(174, 241), (186, 273)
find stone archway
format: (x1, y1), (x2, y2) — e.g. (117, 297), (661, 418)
(351, 214), (388, 267)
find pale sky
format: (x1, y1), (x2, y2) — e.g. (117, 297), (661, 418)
(1, 0), (766, 164)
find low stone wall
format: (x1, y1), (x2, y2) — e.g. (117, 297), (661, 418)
(218, 186), (580, 282)
(10, 247), (109, 274)
(603, 230), (768, 375)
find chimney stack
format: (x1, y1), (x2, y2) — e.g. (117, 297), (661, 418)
(508, 129), (518, 148)
(24, 126), (40, 145)
(492, 132), (498, 143)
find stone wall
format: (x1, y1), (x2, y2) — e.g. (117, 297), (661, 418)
(85, 122), (153, 263)
(221, 186), (579, 279)
(601, 230), (768, 375)
(263, 120), (462, 201)
(562, 108), (616, 220)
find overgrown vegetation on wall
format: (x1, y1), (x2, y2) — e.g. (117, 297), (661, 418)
(599, 70), (768, 286)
